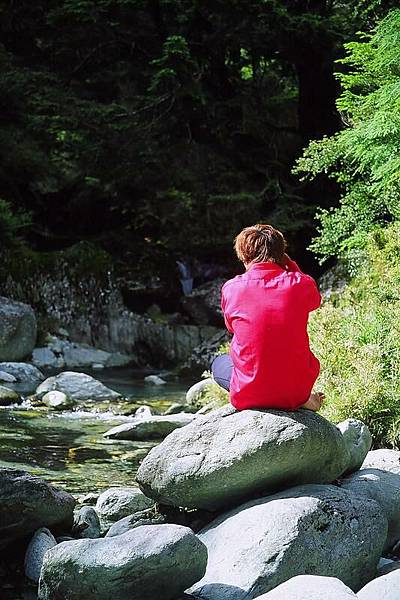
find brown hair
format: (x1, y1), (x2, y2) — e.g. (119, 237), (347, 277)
(234, 224), (287, 265)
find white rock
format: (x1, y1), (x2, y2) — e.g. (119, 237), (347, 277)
(95, 487), (154, 528)
(358, 569), (400, 599)
(137, 405), (350, 511)
(91, 363), (105, 370)
(135, 405), (153, 418)
(144, 374), (167, 385)
(73, 506), (101, 539)
(362, 449), (400, 473)
(252, 575), (357, 599)
(340, 467), (400, 549)
(32, 347), (64, 369)
(38, 525), (207, 600)
(0, 371), (17, 383)
(336, 418), (372, 473)
(189, 484), (387, 599)
(186, 378), (214, 405)
(42, 391), (71, 410)
(36, 371), (121, 403)
(0, 362), (44, 383)
(104, 413), (195, 441)
(24, 528), (57, 583)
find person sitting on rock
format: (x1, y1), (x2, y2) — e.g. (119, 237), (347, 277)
(212, 224), (324, 412)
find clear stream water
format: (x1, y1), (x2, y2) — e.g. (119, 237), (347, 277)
(0, 369), (190, 497)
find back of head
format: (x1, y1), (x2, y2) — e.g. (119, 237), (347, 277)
(234, 224), (287, 266)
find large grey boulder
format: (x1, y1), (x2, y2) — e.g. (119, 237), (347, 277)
(358, 569), (400, 600)
(137, 405), (350, 510)
(336, 419), (372, 473)
(38, 524), (208, 600)
(252, 575), (357, 599)
(340, 468), (400, 550)
(362, 449), (400, 473)
(24, 528), (57, 583)
(95, 487), (154, 528)
(36, 371), (122, 403)
(0, 468), (76, 549)
(189, 484), (387, 600)
(106, 508), (166, 538)
(0, 362), (44, 383)
(104, 413), (195, 441)
(0, 297), (37, 361)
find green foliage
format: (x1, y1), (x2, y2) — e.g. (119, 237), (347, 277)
(0, 199), (31, 249)
(295, 9), (400, 261)
(309, 223), (400, 447)
(1, 0), (393, 267)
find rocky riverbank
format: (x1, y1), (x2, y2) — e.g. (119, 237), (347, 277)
(2, 293), (400, 599)
(2, 370), (400, 600)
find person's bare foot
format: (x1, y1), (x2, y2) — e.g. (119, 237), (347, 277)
(301, 391), (325, 412)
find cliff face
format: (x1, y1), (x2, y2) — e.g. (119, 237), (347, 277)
(0, 243), (221, 368)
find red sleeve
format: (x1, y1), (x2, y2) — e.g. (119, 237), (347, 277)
(305, 276), (321, 312)
(221, 287), (234, 333)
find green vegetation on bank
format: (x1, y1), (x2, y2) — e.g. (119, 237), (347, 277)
(295, 9), (400, 261)
(310, 224), (400, 448)
(301, 10), (400, 447)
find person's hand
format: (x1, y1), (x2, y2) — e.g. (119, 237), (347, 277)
(301, 391), (325, 412)
(281, 253), (292, 270)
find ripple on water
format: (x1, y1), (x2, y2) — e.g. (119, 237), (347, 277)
(0, 376), (188, 496)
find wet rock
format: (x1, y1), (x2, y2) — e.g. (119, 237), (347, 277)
(252, 575), (357, 599)
(181, 278), (225, 326)
(0, 362), (44, 383)
(106, 508), (166, 537)
(0, 385), (21, 406)
(358, 569), (400, 599)
(73, 506), (101, 539)
(38, 524), (208, 600)
(337, 418), (372, 474)
(179, 330), (229, 377)
(340, 468), (400, 550)
(0, 468), (75, 549)
(164, 402), (196, 415)
(36, 371), (122, 403)
(0, 370), (16, 383)
(0, 297), (37, 361)
(63, 344), (110, 368)
(95, 487), (155, 528)
(144, 374), (166, 385)
(42, 391), (71, 410)
(137, 405), (350, 510)
(104, 413), (195, 441)
(186, 378), (214, 406)
(24, 528), (57, 583)
(189, 484), (386, 599)
(377, 558), (399, 576)
(32, 347), (64, 369)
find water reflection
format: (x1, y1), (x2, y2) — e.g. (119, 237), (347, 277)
(0, 373), (188, 496)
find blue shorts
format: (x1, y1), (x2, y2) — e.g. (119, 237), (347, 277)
(211, 353), (233, 392)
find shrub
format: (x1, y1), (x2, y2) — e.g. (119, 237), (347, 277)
(310, 223), (400, 447)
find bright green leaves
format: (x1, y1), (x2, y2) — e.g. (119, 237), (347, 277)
(295, 10), (400, 262)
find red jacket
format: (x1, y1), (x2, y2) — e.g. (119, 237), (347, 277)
(221, 259), (321, 410)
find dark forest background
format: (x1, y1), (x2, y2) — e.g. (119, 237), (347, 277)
(1, 0), (397, 286)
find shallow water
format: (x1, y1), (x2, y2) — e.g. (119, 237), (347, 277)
(0, 368), (189, 496)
